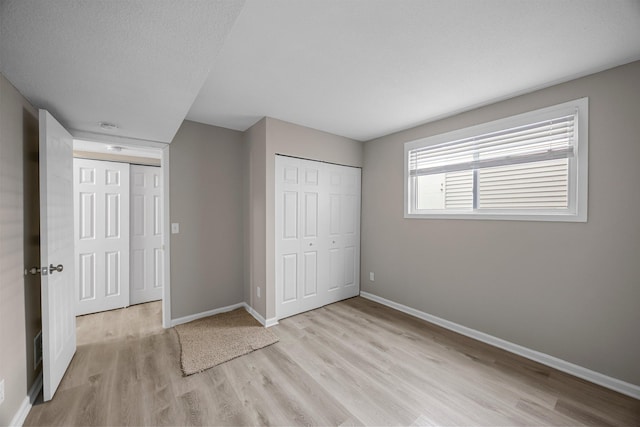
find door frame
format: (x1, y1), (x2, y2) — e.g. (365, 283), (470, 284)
(70, 131), (172, 328)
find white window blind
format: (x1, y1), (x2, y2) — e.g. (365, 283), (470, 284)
(404, 98), (588, 221)
(408, 113), (576, 177)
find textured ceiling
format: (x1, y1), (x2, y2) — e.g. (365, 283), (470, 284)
(188, 0), (640, 141)
(0, 0), (246, 143)
(1, 1), (640, 144)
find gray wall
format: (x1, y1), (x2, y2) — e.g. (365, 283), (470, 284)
(169, 120), (245, 319)
(361, 60), (640, 386)
(0, 73), (35, 425)
(244, 118), (267, 318)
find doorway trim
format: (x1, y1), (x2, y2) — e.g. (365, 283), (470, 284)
(70, 130), (172, 328)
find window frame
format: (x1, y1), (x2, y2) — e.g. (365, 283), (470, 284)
(404, 98), (588, 222)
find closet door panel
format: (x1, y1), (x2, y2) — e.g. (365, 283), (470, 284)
(130, 165), (163, 305)
(300, 160), (323, 307)
(74, 159), (130, 315)
(276, 158), (303, 318)
(326, 163), (361, 303)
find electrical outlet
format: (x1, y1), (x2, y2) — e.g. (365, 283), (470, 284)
(369, 272), (375, 281)
(257, 286), (261, 298)
(0, 378), (5, 405)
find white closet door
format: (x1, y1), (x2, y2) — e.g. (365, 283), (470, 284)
(276, 156), (301, 319)
(130, 165), (163, 305)
(74, 159), (130, 316)
(275, 156), (326, 318)
(326, 163), (361, 303)
(275, 155), (361, 320)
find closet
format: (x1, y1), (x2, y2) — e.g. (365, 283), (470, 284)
(275, 155), (361, 319)
(73, 158), (163, 315)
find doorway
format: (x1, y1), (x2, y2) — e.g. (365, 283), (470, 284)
(72, 140), (165, 317)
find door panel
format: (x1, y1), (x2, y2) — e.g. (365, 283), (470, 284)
(153, 195), (162, 235)
(39, 110), (76, 402)
(330, 163), (361, 302)
(329, 194), (340, 235)
(132, 249), (145, 291)
(283, 192), (298, 239)
(74, 158), (130, 315)
(344, 246), (356, 286)
(342, 194), (357, 234)
(303, 251), (317, 297)
(328, 248), (342, 291)
(129, 165), (163, 305)
(78, 253), (95, 301)
(304, 192), (318, 238)
(282, 253), (297, 302)
(105, 251), (120, 296)
(105, 193), (121, 238)
(276, 159), (303, 318)
(78, 192), (95, 239)
(154, 248), (164, 288)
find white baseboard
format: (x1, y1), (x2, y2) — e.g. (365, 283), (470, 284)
(243, 304), (266, 325)
(170, 302), (245, 327)
(10, 373), (42, 427)
(243, 303), (279, 328)
(265, 316), (279, 328)
(170, 302), (278, 329)
(360, 291), (640, 400)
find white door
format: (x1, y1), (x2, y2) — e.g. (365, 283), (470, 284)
(275, 156), (326, 318)
(130, 164), (163, 305)
(73, 159), (130, 315)
(39, 110), (76, 402)
(326, 163), (361, 303)
(275, 156), (361, 319)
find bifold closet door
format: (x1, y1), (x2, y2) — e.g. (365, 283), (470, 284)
(130, 164), (163, 305)
(74, 159), (130, 316)
(275, 156), (326, 319)
(326, 163), (361, 304)
(275, 155), (361, 320)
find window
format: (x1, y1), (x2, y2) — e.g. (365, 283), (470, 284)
(405, 98), (588, 221)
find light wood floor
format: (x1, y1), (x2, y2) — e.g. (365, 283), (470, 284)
(25, 297), (639, 426)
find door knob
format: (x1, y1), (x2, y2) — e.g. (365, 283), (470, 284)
(27, 266), (41, 275)
(49, 264), (64, 274)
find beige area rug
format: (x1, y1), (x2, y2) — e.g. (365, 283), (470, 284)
(174, 308), (279, 375)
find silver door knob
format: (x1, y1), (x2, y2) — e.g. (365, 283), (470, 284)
(49, 264), (64, 274)
(27, 266), (41, 275)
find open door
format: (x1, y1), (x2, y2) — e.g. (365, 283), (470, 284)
(39, 110), (76, 401)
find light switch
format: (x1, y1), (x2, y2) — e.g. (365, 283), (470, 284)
(171, 223), (180, 234)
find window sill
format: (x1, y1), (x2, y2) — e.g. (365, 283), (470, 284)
(404, 211), (587, 222)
